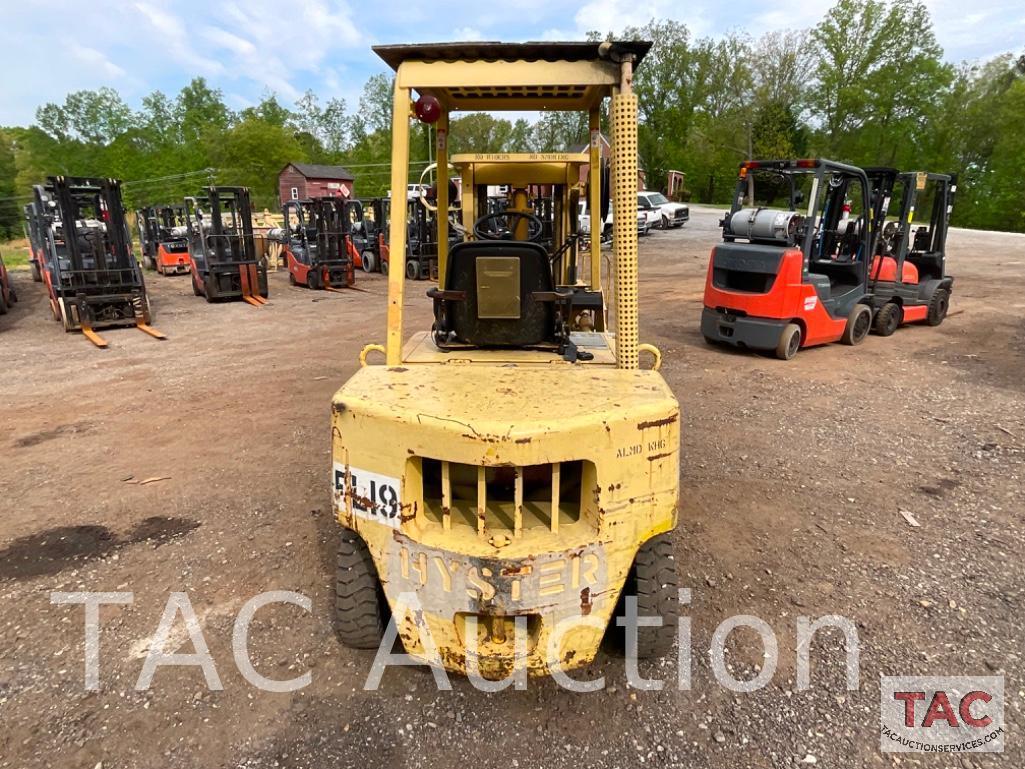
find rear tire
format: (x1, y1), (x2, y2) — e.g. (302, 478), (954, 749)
(612, 533), (679, 658)
(335, 528), (388, 649)
(873, 302), (901, 336)
(775, 323), (802, 360)
(842, 304), (872, 346)
(288, 271), (296, 286)
(927, 288), (949, 326)
(361, 251), (375, 273)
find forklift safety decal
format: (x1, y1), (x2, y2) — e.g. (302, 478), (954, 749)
(333, 463), (401, 528)
(804, 296), (817, 311)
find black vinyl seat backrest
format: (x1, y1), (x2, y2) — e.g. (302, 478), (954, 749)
(434, 240), (558, 347)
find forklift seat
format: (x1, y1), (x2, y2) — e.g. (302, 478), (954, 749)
(428, 240), (570, 348)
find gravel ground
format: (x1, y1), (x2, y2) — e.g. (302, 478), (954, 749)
(0, 206), (1021, 768)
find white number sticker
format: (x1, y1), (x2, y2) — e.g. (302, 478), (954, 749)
(333, 463), (402, 528)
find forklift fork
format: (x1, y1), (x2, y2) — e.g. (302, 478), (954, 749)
(240, 264), (267, 306)
(80, 322), (109, 349)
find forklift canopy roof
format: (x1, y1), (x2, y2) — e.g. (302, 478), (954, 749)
(372, 41), (651, 112)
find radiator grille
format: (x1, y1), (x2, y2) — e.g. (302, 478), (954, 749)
(419, 459), (587, 536)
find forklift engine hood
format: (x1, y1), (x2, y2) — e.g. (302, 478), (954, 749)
(331, 364), (680, 676)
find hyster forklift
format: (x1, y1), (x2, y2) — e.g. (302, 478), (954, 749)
(330, 41), (680, 679)
(702, 159), (876, 360)
(865, 170), (956, 336)
(279, 197), (357, 290)
(138, 205), (190, 275)
(35, 177), (164, 348)
(358, 197), (390, 274)
(185, 186), (268, 306)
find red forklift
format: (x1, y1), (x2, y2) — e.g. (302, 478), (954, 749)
(280, 197), (356, 291)
(702, 159), (875, 360)
(185, 187), (268, 306)
(865, 170), (956, 335)
(35, 176), (164, 347)
(138, 205), (190, 275)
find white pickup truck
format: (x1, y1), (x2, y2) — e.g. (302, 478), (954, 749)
(638, 190), (689, 229)
(578, 201), (650, 241)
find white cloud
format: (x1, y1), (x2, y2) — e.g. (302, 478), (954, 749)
(68, 43), (127, 79)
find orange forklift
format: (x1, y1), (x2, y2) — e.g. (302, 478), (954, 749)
(138, 204), (191, 275)
(865, 169), (956, 335)
(702, 159), (875, 359)
(280, 197), (356, 291)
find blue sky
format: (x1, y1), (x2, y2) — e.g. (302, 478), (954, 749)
(3, 0), (1023, 126)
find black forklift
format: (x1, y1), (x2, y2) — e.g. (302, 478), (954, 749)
(866, 171), (956, 335)
(37, 176), (163, 347)
(24, 199), (47, 283)
(358, 197), (390, 274)
(185, 186), (268, 306)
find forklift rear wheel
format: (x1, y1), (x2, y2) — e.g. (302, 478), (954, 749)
(381, 259), (389, 276)
(405, 261), (419, 280)
(776, 323), (802, 360)
(335, 528), (388, 649)
(842, 304), (872, 346)
(873, 302), (901, 336)
(612, 533), (679, 658)
(288, 271), (296, 286)
(361, 251), (375, 273)
(927, 288), (949, 326)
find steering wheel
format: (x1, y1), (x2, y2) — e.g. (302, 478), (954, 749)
(473, 211), (545, 242)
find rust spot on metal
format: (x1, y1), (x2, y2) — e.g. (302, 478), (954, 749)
(637, 414), (678, 430)
(500, 564), (533, 577)
(390, 367), (409, 372)
(332, 401), (347, 414)
(580, 587), (592, 615)
(647, 451), (674, 462)
(514, 437), (532, 444)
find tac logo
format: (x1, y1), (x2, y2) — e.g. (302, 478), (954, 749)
(880, 676), (1005, 753)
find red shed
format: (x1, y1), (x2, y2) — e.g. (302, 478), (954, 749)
(278, 163), (355, 204)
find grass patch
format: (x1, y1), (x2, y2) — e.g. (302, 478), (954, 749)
(1, 238), (32, 270)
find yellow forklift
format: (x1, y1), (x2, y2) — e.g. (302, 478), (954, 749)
(331, 41), (680, 679)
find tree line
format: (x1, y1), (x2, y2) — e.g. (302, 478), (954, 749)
(1, 0), (1023, 238)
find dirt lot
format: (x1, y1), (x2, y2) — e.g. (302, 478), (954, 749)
(1, 207), (1022, 768)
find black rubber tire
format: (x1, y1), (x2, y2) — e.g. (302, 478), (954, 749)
(361, 251), (375, 273)
(203, 276), (216, 303)
(405, 260), (418, 280)
(380, 259), (389, 276)
(873, 302), (901, 336)
(335, 529), (388, 649)
(0, 292), (7, 315)
(288, 271), (296, 286)
(927, 288), (949, 326)
(192, 273), (202, 296)
(660, 215), (669, 230)
(613, 533), (679, 658)
(308, 270), (321, 291)
(842, 304), (872, 346)
(775, 323), (802, 360)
